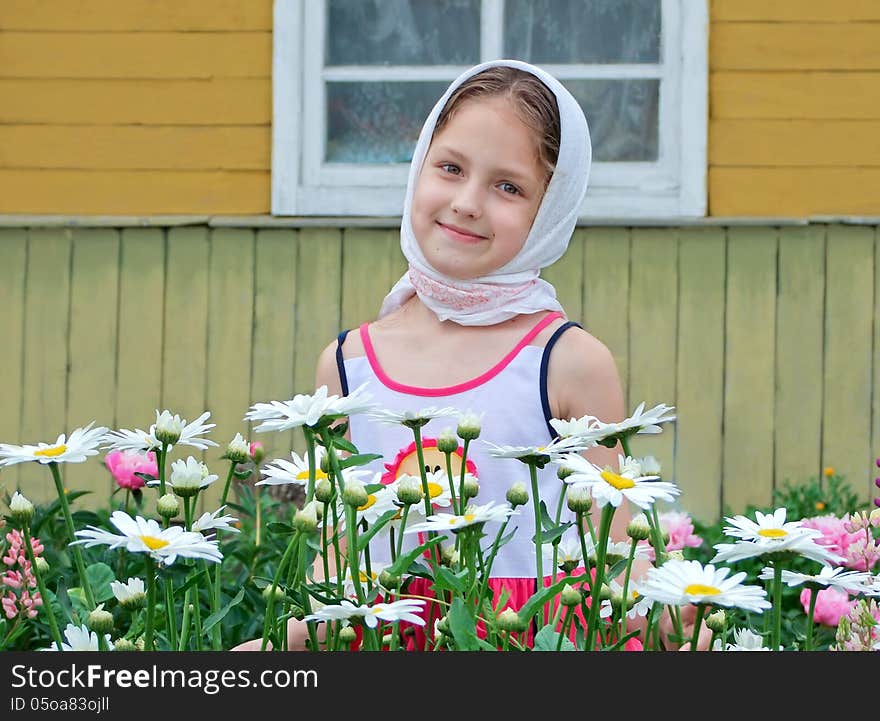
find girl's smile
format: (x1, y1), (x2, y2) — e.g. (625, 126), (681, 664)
(410, 95), (547, 280)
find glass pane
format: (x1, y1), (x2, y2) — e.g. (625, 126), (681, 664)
(563, 79), (659, 161)
(327, 0), (480, 66)
(326, 81), (448, 163)
(505, 0), (661, 64)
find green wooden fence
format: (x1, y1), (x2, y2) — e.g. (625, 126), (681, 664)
(1, 223), (877, 523)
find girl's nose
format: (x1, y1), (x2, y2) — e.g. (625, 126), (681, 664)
(450, 181), (483, 218)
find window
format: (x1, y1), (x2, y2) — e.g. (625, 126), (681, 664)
(272, 0), (707, 218)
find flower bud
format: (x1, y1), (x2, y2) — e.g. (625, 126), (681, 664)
(505, 482), (529, 508)
(639, 455), (662, 477)
(461, 474), (480, 499)
(560, 584), (582, 607)
(157, 493), (180, 519)
(289, 605), (305, 621)
(315, 478), (334, 504)
(154, 410), (184, 445)
(395, 476), (424, 506)
(319, 452), (332, 475)
(626, 513), (651, 541)
(557, 465), (575, 481)
(342, 478), (369, 508)
(440, 545), (460, 567)
(566, 485), (592, 513)
(436, 615), (450, 635)
(705, 610), (726, 633)
(292, 501), (319, 533)
(497, 608), (526, 633)
(378, 570), (401, 590)
(9, 492), (34, 525)
(35, 557), (49, 575)
(88, 604), (115, 635)
(261, 584), (286, 602)
(436, 429), (459, 454)
(382, 632), (395, 647)
(456, 413), (482, 441)
(597, 583), (613, 602)
(249, 441), (265, 465)
(114, 638), (139, 652)
(338, 626), (358, 644)
(223, 433), (251, 464)
(666, 549), (684, 561)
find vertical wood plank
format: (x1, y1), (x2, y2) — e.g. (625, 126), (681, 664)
(115, 228), (165, 433)
(627, 229), (678, 481)
(582, 228), (630, 409)
(874, 227), (880, 501)
(341, 229), (398, 330)
(20, 228), (72, 503)
(65, 228), (120, 497)
(775, 225), (824, 494)
(542, 229), (584, 324)
(251, 229), (298, 458)
(202, 228), (255, 511)
(824, 225), (874, 503)
(723, 227), (777, 513)
(676, 228), (725, 523)
(0, 230), (27, 494)
(161, 227), (209, 468)
(292, 229), (342, 453)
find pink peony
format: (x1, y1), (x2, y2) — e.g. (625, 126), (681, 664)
(801, 515), (864, 567)
(800, 586), (855, 627)
(660, 510), (703, 552)
(104, 449), (157, 490)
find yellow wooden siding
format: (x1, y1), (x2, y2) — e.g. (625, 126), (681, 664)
(4, 224), (876, 524)
(712, 0), (880, 22)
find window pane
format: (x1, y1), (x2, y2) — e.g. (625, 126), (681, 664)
(326, 81), (448, 163)
(563, 79), (659, 161)
(505, 0), (661, 64)
(327, 0), (480, 66)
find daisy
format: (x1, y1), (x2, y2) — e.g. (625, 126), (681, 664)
(330, 560), (392, 600)
(588, 402), (677, 446)
(367, 406), (459, 428)
(42, 623), (111, 652)
(0, 422), (108, 467)
(599, 580), (652, 620)
(246, 383), (376, 433)
(483, 435), (590, 465)
(103, 410), (217, 453)
(148, 456), (218, 496)
(757, 565), (874, 594)
(542, 533), (584, 570)
(560, 454), (680, 510)
(304, 598), (427, 628)
(640, 559), (771, 613)
(404, 500), (518, 534)
(191, 506), (240, 535)
(717, 627), (770, 651)
(549, 414), (600, 440)
(711, 508), (843, 565)
(73, 511), (223, 565)
(353, 484), (400, 527)
(110, 577), (146, 607)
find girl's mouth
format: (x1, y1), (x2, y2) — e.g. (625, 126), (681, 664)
(437, 222), (487, 243)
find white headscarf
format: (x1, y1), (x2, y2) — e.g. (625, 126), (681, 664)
(378, 59), (592, 326)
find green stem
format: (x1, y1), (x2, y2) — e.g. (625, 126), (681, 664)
(260, 534), (299, 651)
(444, 451), (458, 514)
(23, 525), (64, 651)
(144, 556), (156, 651)
(165, 575), (178, 650)
(556, 607), (574, 651)
(772, 563), (783, 651)
(178, 585), (192, 651)
(689, 604), (707, 651)
(48, 463), (96, 609)
(220, 461), (236, 509)
(304, 427), (318, 504)
(527, 461), (546, 627)
(458, 438), (471, 508)
(584, 505), (615, 651)
(805, 586), (818, 651)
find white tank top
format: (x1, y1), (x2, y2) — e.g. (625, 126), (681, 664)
(336, 311), (582, 578)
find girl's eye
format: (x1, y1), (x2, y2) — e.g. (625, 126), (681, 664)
(499, 182), (521, 195)
(440, 163), (461, 175)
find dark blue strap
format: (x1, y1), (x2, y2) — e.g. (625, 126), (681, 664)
(540, 321), (583, 439)
(336, 330), (350, 396)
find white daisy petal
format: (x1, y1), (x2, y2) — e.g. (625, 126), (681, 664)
(0, 422), (109, 467)
(641, 559), (770, 613)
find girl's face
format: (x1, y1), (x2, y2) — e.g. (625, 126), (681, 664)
(410, 95), (547, 281)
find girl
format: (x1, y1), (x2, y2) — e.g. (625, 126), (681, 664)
(239, 59), (706, 651)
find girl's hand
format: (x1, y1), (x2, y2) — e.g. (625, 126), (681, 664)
(658, 605), (713, 651)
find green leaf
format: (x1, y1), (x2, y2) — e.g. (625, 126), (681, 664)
(330, 437), (358, 455)
(339, 453), (383, 470)
(539, 500), (555, 531)
(133, 471), (156, 483)
(266, 521), (296, 536)
(356, 510), (400, 552)
(533, 624), (576, 651)
(233, 469), (253, 480)
(534, 520), (573, 546)
(517, 576), (573, 623)
(432, 567), (467, 595)
(202, 587), (246, 634)
(448, 597), (481, 651)
(85, 562), (116, 603)
(386, 538), (443, 578)
(602, 628), (641, 651)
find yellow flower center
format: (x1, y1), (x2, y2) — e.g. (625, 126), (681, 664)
(758, 528), (787, 538)
(140, 535), (169, 550)
(34, 444), (67, 458)
(600, 469), (636, 490)
(296, 469), (328, 481)
(358, 496), (377, 512)
(684, 583), (720, 596)
(455, 514), (475, 525)
(427, 482), (443, 498)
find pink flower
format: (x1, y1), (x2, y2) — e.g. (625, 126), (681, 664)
(104, 449), (157, 490)
(2, 594), (18, 619)
(801, 515), (864, 567)
(623, 636), (644, 651)
(801, 586), (855, 627)
(660, 510), (703, 552)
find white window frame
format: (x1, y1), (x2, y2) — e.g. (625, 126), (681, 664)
(272, 0), (707, 218)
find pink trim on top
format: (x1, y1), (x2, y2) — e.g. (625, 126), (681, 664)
(359, 310), (564, 397)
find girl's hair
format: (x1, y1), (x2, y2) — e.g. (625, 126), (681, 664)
(433, 66), (561, 181)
